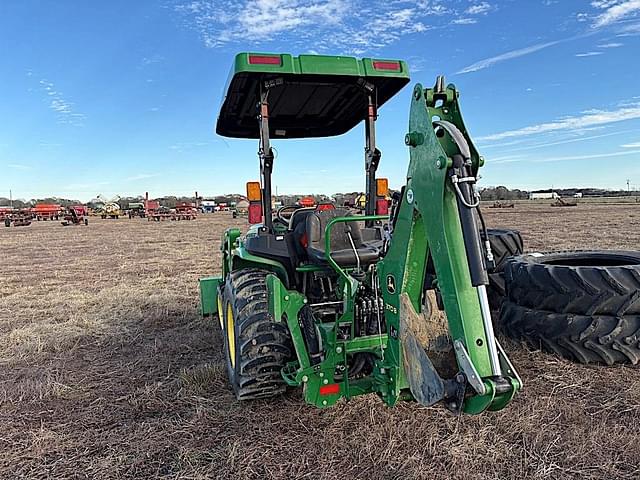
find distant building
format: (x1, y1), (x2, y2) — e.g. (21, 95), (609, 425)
(529, 192), (559, 200)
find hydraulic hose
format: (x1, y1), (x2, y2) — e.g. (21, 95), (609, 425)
(451, 154), (488, 287)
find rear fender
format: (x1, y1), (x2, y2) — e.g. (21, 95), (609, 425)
(231, 246), (290, 287)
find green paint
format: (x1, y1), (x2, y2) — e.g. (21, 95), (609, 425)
(231, 52), (410, 80)
(198, 276), (222, 316)
(205, 53), (521, 414)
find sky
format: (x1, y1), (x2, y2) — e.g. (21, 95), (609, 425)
(1, 0), (640, 201)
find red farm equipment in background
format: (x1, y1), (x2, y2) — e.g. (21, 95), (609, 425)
(145, 192), (198, 221)
(144, 192), (167, 221)
(0, 207), (11, 223)
(297, 196), (316, 208)
(173, 202), (197, 220)
(4, 208), (32, 227)
(32, 203), (63, 221)
(61, 205), (89, 226)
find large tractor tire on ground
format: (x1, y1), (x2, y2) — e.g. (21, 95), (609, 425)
(222, 268), (293, 400)
(505, 251), (640, 315)
(499, 250), (640, 365)
(486, 228), (524, 310)
(500, 301), (640, 365)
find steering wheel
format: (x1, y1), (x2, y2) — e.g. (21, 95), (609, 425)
(274, 205), (301, 227)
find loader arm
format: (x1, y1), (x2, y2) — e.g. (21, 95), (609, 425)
(377, 81), (521, 414)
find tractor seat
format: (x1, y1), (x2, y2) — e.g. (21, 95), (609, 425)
(305, 209), (379, 268)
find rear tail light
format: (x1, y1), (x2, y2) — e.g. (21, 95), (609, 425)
(248, 55), (281, 65)
(376, 199), (389, 216)
(319, 383), (340, 396)
(373, 60), (401, 72)
(248, 203), (262, 224)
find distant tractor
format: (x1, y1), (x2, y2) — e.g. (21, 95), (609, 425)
(61, 205), (89, 226)
(127, 202), (146, 218)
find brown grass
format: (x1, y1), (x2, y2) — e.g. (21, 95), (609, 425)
(1, 205), (639, 479)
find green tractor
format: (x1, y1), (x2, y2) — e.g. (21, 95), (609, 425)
(200, 53), (522, 414)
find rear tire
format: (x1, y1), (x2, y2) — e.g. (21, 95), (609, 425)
(500, 300), (640, 365)
(222, 268), (293, 400)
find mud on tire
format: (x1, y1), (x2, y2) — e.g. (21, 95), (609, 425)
(222, 268), (293, 400)
(500, 300), (640, 365)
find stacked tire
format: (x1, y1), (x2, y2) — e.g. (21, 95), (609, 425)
(486, 229), (524, 310)
(499, 251), (640, 365)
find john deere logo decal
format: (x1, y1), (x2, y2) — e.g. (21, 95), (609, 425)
(406, 188), (414, 204)
(386, 274), (396, 294)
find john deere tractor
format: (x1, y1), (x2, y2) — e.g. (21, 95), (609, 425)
(200, 53), (522, 414)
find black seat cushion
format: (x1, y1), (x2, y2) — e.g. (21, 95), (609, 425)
(305, 209), (379, 267)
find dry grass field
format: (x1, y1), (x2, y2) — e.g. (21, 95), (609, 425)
(1, 204), (640, 479)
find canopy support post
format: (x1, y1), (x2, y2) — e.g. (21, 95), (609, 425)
(258, 87), (274, 233)
(364, 92), (381, 227)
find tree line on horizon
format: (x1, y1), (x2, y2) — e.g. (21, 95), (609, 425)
(2, 186), (637, 209)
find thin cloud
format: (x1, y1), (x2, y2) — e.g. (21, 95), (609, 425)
(175, 0), (484, 53)
(492, 149), (640, 164)
(141, 54), (164, 66)
(536, 149), (640, 163)
(483, 130), (633, 154)
(465, 2), (492, 15)
(616, 21), (640, 35)
(593, 0), (640, 28)
(575, 51), (603, 56)
(169, 142), (210, 152)
(452, 18), (477, 25)
(478, 101), (640, 141)
(38, 79), (85, 127)
(7, 164), (33, 171)
(126, 173), (160, 182)
(456, 39), (561, 74)
(597, 42), (623, 47)
(622, 142), (640, 147)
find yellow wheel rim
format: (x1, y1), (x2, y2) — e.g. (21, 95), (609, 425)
(226, 303), (236, 368)
(217, 295), (224, 330)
